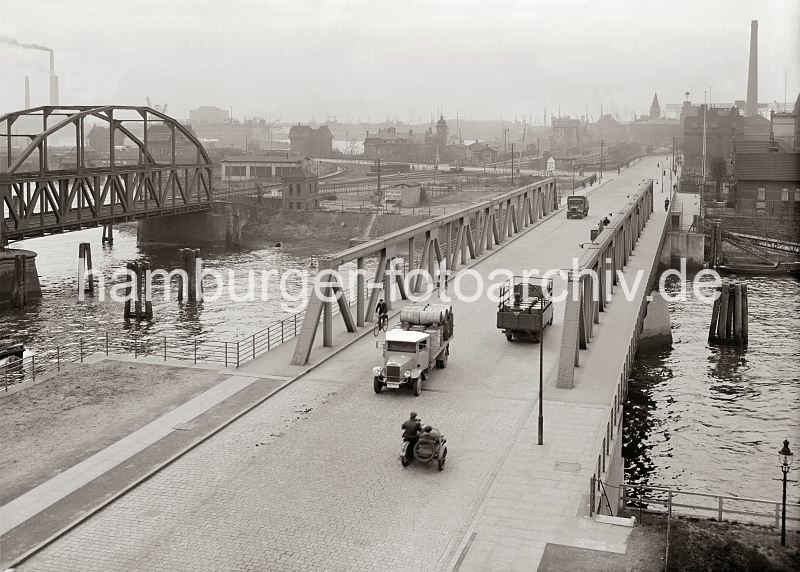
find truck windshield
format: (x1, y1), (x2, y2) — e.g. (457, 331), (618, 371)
(386, 341), (417, 352)
(568, 197), (583, 204)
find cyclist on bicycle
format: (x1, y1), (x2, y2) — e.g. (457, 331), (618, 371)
(376, 298), (388, 330)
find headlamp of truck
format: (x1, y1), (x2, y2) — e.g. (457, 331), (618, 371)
(373, 366), (383, 375)
(404, 370), (412, 378)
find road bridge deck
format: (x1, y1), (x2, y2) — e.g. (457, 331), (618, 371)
(12, 158), (669, 571)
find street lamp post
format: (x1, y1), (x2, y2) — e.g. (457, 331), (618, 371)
(537, 319), (544, 445)
(779, 439), (793, 546)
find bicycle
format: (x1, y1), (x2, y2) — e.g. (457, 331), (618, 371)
(373, 313), (389, 336)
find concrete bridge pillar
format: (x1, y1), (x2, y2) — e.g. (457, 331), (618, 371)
(638, 291), (672, 350)
(137, 204), (250, 247)
(0, 249), (42, 308)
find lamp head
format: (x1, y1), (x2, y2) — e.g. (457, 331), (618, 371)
(779, 439), (793, 468)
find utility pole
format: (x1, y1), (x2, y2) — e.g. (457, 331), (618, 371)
(376, 158), (381, 193)
(511, 143), (515, 187)
(600, 137), (604, 182)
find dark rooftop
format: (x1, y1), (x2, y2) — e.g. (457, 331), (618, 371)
(735, 151), (800, 181)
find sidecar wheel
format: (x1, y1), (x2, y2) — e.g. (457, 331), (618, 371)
(438, 458), (445, 471)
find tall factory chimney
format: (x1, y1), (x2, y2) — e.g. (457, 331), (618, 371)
(745, 20), (758, 117)
(25, 76), (31, 108)
(49, 49), (59, 106)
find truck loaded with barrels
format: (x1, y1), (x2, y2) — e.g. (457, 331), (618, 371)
(372, 303), (454, 396)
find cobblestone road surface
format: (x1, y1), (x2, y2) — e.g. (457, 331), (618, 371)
(21, 159), (659, 571)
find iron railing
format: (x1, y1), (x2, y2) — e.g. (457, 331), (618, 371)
(1, 284), (358, 389)
(618, 482), (800, 529)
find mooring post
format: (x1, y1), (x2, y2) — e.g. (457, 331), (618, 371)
(134, 263), (144, 320)
(123, 262), (133, 319)
(708, 294), (721, 342)
(194, 249), (203, 302)
(85, 243), (94, 293)
(102, 223), (114, 245)
(734, 283), (743, 346)
(187, 250), (196, 303)
(177, 248), (186, 302)
(143, 261), (153, 320)
(717, 281), (729, 340)
(741, 284), (749, 346)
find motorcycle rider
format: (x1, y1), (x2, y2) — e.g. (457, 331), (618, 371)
(401, 411), (422, 463)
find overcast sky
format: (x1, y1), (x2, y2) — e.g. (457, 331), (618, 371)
(1, 0), (799, 123)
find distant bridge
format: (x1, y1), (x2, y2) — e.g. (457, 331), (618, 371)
(1, 106), (213, 245)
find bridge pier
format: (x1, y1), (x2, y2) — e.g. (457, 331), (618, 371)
(0, 249), (42, 308)
(638, 291), (673, 350)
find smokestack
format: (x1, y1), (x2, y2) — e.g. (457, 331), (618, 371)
(50, 75), (59, 106)
(25, 76), (30, 108)
(746, 20), (758, 117)
(48, 49), (59, 105)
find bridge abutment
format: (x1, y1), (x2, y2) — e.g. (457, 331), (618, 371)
(137, 205), (249, 247)
(0, 249), (42, 308)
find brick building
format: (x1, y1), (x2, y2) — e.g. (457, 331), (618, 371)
(364, 115), (449, 163)
(289, 125), (333, 157)
(733, 149), (800, 219)
(281, 168), (319, 211)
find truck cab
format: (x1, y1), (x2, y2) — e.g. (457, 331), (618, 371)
(374, 330), (430, 394)
(567, 195), (589, 219)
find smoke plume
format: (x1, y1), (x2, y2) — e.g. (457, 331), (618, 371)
(0, 35), (52, 53)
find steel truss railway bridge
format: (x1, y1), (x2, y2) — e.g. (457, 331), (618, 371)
(1, 106), (214, 246)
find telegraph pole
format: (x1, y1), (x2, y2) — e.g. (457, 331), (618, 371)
(599, 137), (604, 182)
(511, 143), (515, 187)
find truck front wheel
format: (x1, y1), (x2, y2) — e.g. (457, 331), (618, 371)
(413, 377), (422, 396)
(373, 376), (383, 393)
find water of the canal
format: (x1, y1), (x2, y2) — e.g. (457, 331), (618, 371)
(0, 226), (371, 360)
(624, 274), (800, 502)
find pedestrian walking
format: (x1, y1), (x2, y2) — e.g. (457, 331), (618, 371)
(664, 198), (670, 211)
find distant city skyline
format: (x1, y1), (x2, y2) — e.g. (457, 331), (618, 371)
(1, 0), (798, 122)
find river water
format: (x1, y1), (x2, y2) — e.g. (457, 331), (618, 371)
(624, 274), (800, 502)
(0, 227), (356, 359)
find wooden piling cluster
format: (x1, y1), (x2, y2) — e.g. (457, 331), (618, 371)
(708, 221), (723, 268)
(177, 248), (203, 303)
(708, 281), (748, 346)
(78, 242), (94, 293)
(11, 254), (27, 308)
(124, 261), (153, 320)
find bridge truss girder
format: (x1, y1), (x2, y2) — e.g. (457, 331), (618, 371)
(1, 106), (213, 244)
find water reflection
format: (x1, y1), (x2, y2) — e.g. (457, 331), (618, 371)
(624, 275), (800, 501)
